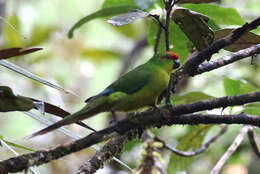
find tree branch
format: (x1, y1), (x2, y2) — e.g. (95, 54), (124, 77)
(182, 16), (260, 75)
(210, 125), (253, 174)
(1, 91), (260, 173)
(157, 125), (228, 157)
(77, 133), (133, 174)
(195, 44), (260, 75)
(247, 129), (260, 159)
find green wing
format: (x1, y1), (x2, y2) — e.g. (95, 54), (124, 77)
(106, 63), (152, 94)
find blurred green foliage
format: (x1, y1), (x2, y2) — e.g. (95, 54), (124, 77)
(0, 0), (260, 174)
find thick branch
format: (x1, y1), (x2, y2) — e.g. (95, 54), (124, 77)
(77, 131), (136, 174)
(195, 44), (260, 75)
(1, 91), (260, 173)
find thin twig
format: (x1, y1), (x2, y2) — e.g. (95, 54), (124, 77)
(164, 0), (177, 104)
(164, 0), (174, 51)
(210, 125), (253, 174)
(248, 128), (260, 159)
(157, 125), (228, 157)
(149, 14), (166, 31)
(154, 26), (162, 55)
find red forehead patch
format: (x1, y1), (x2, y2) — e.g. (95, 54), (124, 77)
(167, 51), (179, 60)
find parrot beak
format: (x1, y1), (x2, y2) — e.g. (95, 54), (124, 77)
(173, 59), (180, 69)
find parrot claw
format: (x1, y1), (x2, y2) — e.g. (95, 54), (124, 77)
(109, 110), (118, 126)
(166, 103), (173, 111)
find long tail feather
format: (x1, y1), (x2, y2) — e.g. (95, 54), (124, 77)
(29, 99), (107, 138)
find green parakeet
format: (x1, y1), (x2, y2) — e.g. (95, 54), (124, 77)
(30, 51), (180, 137)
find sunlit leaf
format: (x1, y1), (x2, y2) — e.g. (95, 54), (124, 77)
(223, 78), (259, 96)
(81, 49), (121, 61)
(0, 47), (42, 60)
(29, 25), (54, 46)
(171, 92), (213, 105)
(214, 29), (260, 52)
(108, 10), (149, 26)
(68, 5), (138, 38)
(0, 138), (34, 152)
(2, 15), (24, 47)
(182, 4), (245, 25)
(102, 0), (136, 8)
(167, 125), (213, 173)
(242, 103), (260, 115)
(172, 8), (214, 51)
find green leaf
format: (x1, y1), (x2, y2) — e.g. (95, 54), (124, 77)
(4, 140), (34, 152)
(171, 22), (189, 63)
(68, 5), (138, 38)
(148, 20), (189, 63)
(171, 92), (213, 105)
(172, 8), (214, 51)
(134, 0), (158, 9)
(167, 125), (213, 173)
(81, 49), (121, 62)
(28, 25), (54, 46)
(2, 15), (24, 47)
(102, 0), (136, 8)
(148, 20), (166, 54)
(0, 136), (34, 151)
(124, 139), (142, 151)
(223, 78), (258, 96)
(182, 4), (245, 26)
(242, 103), (260, 115)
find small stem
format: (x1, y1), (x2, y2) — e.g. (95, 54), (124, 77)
(164, 0), (173, 51)
(149, 14), (166, 31)
(154, 26), (162, 55)
(248, 129), (260, 159)
(164, 0), (176, 104)
(156, 125), (228, 157)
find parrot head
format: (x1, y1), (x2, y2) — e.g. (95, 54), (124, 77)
(160, 51), (180, 69)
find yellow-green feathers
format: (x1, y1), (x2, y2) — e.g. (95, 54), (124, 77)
(30, 53), (179, 137)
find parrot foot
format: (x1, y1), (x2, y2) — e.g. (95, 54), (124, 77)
(166, 103), (173, 112)
(152, 104), (158, 111)
(109, 110), (118, 126)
